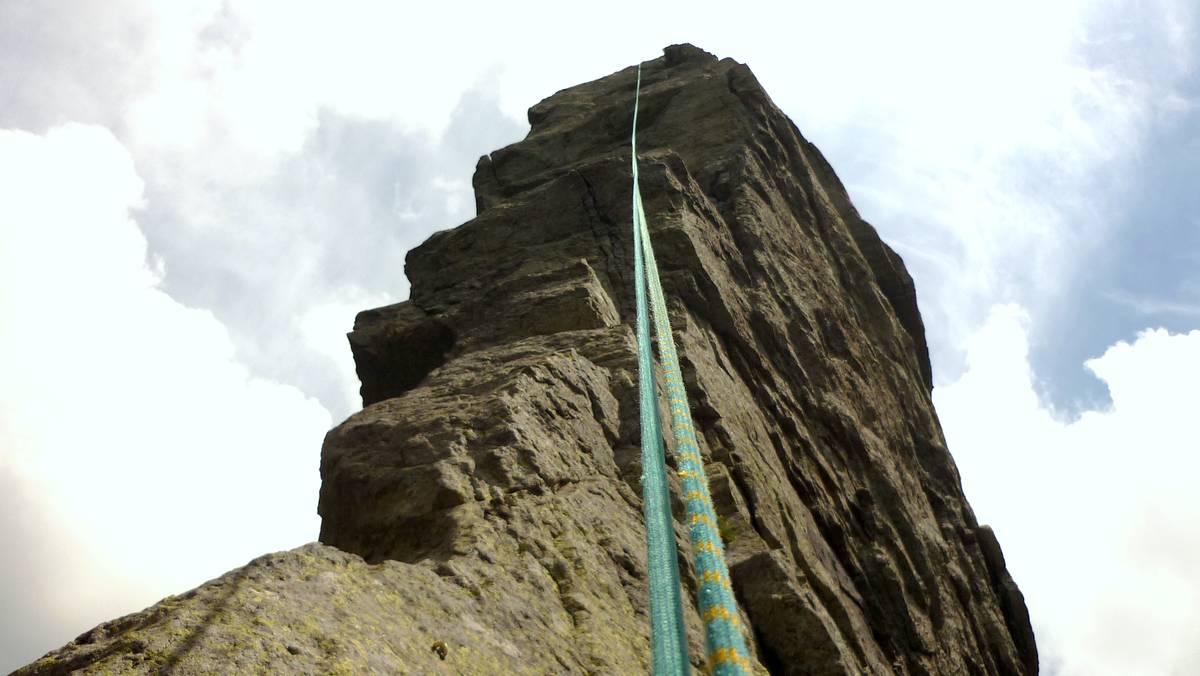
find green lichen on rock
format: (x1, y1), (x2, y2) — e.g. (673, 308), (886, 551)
(15, 544), (582, 675)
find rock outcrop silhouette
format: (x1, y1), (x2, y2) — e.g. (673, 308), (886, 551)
(16, 44), (1036, 675)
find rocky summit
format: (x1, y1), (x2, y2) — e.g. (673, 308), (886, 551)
(17, 45), (1036, 675)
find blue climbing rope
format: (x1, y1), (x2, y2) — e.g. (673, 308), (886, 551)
(633, 64), (692, 675)
(632, 65), (753, 676)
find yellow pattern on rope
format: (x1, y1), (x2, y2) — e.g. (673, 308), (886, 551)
(706, 648), (753, 674)
(699, 569), (733, 590)
(702, 605), (739, 626)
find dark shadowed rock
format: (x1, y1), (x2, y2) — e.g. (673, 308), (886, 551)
(16, 44), (1035, 675)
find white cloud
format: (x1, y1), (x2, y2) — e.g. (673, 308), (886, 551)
(0, 124), (331, 668)
(935, 304), (1200, 675)
(9, 0), (1186, 407)
(768, 2), (1180, 380)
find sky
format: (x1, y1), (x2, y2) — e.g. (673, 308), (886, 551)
(0, 1), (1196, 673)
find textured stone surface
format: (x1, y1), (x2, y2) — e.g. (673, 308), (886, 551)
(14, 544), (600, 675)
(17, 44), (1036, 675)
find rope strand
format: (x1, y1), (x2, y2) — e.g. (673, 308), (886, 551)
(632, 64), (752, 676)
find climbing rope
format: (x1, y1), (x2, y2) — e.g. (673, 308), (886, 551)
(632, 65), (753, 676)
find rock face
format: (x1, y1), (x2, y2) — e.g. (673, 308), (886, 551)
(16, 44), (1036, 675)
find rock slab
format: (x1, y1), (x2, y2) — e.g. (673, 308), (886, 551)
(16, 44), (1036, 675)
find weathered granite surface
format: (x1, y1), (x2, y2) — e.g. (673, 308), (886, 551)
(15, 44), (1035, 675)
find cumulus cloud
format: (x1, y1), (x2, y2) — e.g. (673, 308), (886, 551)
(10, 0), (1188, 415)
(0, 125), (331, 670)
(0, 1), (530, 421)
(754, 1), (1197, 391)
(0, 0), (158, 133)
(129, 92), (526, 419)
(935, 305), (1200, 674)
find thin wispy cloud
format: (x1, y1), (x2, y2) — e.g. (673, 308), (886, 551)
(1108, 291), (1200, 317)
